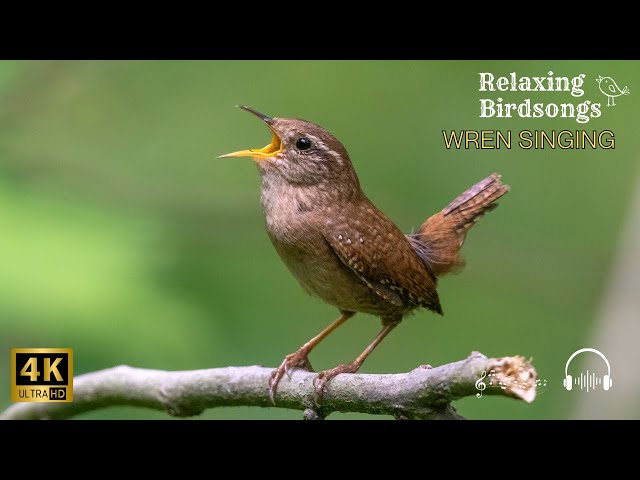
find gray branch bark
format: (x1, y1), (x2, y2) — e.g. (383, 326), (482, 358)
(0, 352), (537, 420)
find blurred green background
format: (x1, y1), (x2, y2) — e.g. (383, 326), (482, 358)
(1, 60), (638, 419)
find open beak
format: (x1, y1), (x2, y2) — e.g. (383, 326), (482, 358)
(218, 106), (282, 160)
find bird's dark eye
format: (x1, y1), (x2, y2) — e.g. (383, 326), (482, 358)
(296, 137), (312, 151)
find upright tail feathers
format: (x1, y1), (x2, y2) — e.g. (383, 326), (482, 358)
(408, 173), (510, 277)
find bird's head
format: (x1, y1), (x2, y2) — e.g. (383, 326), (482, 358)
(220, 106), (360, 192)
(597, 76), (613, 86)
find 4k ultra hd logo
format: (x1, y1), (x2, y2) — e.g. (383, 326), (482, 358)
(11, 348), (73, 402)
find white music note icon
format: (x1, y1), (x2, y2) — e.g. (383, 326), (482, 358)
(475, 371), (487, 398)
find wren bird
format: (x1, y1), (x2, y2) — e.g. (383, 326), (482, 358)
(220, 106), (510, 402)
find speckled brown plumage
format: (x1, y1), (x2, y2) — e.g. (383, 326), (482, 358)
(323, 197), (441, 314)
(220, 106), (510, 401)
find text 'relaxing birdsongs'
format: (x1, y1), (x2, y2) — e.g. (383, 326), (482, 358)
(479, 72), (600, 124)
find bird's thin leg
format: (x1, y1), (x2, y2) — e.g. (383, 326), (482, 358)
(268, 311), (354, 403)
(313, 321), (399, 397)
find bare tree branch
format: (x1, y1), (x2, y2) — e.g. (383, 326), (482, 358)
(0, 352), (537, 420)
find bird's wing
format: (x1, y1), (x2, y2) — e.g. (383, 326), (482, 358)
(323, 200), (442, 313)
(608, 84), (617, 94)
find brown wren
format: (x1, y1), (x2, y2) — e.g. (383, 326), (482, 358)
(220, 106), (510, 402)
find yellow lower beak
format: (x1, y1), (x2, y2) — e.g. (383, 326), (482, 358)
(219, 133), (282, 160)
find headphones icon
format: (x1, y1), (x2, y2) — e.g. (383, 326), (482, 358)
(563, 347), (612, 391)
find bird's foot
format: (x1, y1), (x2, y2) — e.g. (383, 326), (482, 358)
(313, 360), (362, 398)
(268, 349), (314, 404)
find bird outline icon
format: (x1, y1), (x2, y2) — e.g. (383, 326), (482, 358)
(596, 76), (630, 106)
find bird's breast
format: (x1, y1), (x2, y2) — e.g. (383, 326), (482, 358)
(260, 178), (316, 242)
(268, 229), (386, 315)
(258, 174), (402, 316)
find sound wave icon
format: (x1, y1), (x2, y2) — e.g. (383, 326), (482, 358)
(573, 370), (602, 392)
